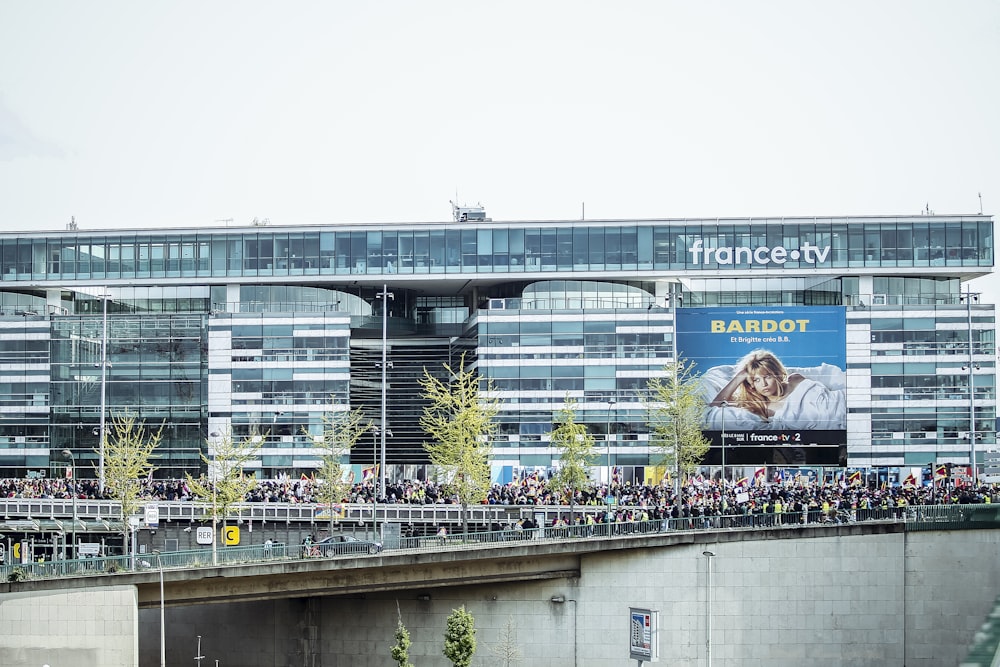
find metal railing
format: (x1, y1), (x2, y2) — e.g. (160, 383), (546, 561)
(2, 503), (994, 585)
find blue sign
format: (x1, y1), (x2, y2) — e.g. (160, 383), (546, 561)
(676, 306), (847, 455)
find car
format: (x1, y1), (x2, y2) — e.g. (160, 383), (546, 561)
(313, 534), (383, 556)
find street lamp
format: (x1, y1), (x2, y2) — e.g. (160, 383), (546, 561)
(370, 426), (392, 541)
(606, 398), (616, 490)
(97, 289), (110, 493)
(61, 449), (77, 559)
(961, 288), (980, 485)
(702, 550), (716, 667)
(377, 285), (394, 500)
(666, 290), (684, 520)
(719, 402), (729, 488)
(153, 549), (165, 667)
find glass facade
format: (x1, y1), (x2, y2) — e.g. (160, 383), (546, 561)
(0, 216), (990, 282)
(0, 213), (993, 482)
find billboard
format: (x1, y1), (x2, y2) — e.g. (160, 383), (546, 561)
(676, 306), (847, 466)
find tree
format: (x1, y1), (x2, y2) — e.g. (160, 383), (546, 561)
(102, 411), (162, 565)
(488, 616), (523, 667)
(548, 397), (598, 526)
(185, 428), (262, 564)
(419, 353), (500, 535)
(390, 602), (414, 667)
(443, 605), (477, 667)
(647, 357), (712, 516)
(312, 406), (371, 535)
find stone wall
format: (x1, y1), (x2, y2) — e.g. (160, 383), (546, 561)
(0, 585), (137, 667)
(135, 528), (1000, 666)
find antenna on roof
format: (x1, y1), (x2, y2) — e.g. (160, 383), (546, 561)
(979, 192), (983, 215)
(67, 216), (78, 231)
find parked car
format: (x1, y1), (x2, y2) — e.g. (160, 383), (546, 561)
(313, 534), (383, 556)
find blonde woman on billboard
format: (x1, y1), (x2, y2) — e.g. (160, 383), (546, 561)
(705, 349), (846, 430)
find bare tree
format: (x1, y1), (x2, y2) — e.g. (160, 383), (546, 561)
(185, 428), (262, 564)
(488, 616), (523, 667)
(419, 353), (500, 535)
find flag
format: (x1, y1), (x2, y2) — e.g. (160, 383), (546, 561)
(65, 465), (73, 480)
(848, 470), (862, 487)
(753, 467), (766, 486)
(735, 476), (749, 488)
(300, 473), (309, 481)
(362, 464), (379, 481)
(934, 464), (948, 480)
(773, 469), (784, 484)
(902, 472), (917, 488)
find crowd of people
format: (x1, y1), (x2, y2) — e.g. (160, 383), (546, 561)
(1, 471), (995, 525)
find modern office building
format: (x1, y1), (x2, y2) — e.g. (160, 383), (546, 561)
(0, 209), (994, 484)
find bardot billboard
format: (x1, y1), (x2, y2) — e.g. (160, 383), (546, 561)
(676, 306), (847, 466)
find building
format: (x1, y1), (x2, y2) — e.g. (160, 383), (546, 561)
(0, 211), (993, 485)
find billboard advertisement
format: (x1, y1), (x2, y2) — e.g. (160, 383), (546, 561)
(676, 306), (847, 466)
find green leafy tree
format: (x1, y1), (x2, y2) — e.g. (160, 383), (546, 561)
(102, 411), (162, 563)
(443, 605), (477, 667)
(647, 357), (712, 516)
(548, 397), (598, 526)
(419, 353), (500, 535)
(312, 406), (371, 535)
(391, 602), (414, 667)
(185, 428), (262, 564)
(488, 615), (523, 667)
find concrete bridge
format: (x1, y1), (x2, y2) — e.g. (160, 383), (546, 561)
(3, 514), (1000, 667)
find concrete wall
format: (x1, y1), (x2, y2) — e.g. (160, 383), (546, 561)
(135, 528), (1000, 667)
(0, 585), (137, 667)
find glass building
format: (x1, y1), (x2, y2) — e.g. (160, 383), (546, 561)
(0, 211), (993, 484)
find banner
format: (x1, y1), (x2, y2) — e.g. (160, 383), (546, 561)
(676, 306), (847, 465)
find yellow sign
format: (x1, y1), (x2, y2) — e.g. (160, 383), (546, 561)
(12, 542), (20, 562)
(224, 525), (240, 546)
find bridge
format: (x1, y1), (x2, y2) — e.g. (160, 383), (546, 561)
(2, 505), (1000, 666)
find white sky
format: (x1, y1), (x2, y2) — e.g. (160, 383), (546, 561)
(1, 1), (998, 297)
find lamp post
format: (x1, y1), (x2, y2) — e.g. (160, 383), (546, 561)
(153, 549), (165, 667)
(370, 426), (392, 541)
(606, 398), (616, 490)
(61, 449), (77, 559)
(719, 402), (728, 488)
(702, 550), (716, 667)
(97, 289), (109, 493)
(377, 285), (394, 500)
(961, 287), (980, 485)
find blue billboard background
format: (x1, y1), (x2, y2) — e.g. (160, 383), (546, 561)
(676, 306), (847, 464)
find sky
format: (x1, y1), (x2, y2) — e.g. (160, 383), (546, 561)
(0, 1), (998, 296)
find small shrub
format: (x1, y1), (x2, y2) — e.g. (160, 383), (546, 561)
(7, 567), (27, 582)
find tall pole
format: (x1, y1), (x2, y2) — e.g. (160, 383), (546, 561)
(61, 450), (77, 559)
(720, 402), (728, 488)
(154, 550), (165, 667)
(965, 287), (979, 485)
(98, 290), (109, 493)
(371, 427), (379, 541)
(606, 398), (616, 489)
(703, 551), (715, 667)
(378, 285), (393, 501)
(668, 291), (683, 520)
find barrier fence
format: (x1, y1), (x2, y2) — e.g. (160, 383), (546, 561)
(3, 503), (998, 584)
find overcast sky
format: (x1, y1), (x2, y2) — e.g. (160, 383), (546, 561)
(1, 1), (997, 295)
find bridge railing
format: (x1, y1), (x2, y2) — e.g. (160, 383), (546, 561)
(3, 503), (991, 585)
